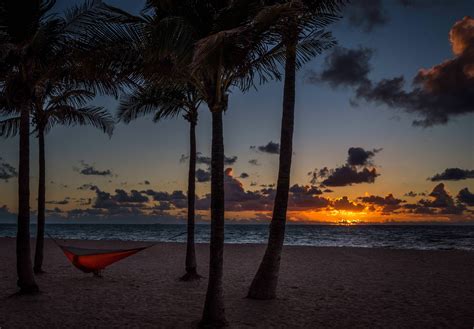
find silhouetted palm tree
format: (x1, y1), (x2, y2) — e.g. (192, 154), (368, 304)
(0, 87), (114, 274)
(117, 83), (203, 281)
(248, 0), (344, 300)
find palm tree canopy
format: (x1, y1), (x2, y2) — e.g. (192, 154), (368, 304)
(0, 1), (123, 137)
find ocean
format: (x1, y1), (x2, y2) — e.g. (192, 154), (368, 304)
(0, 224), (473, 251)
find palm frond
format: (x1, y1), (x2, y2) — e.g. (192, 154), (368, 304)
(117, 83), (190, 124)
(47, 106), (114, 136)
(0, 115), (21, 138)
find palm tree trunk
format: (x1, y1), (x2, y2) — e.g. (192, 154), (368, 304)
(34, 126), (45, 274)
(17, 103), (39, 293)
(200, 108), (227, 327)
(247, 28), (297, 300)
(181, 116), (201, 281)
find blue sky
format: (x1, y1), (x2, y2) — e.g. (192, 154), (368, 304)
(1, 0), (473, 224)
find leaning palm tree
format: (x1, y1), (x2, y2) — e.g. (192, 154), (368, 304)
(248, 0), (345, 300)
(0, 87), (114, 274)
(117, 82), (203, 281)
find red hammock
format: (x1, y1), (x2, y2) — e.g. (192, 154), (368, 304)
(48, 234), (154, 276)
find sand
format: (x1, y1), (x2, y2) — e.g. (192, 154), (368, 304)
(0, 238), (473, 328)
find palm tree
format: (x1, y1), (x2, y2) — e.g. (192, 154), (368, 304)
(117, 83), (203, 281)
(1, 0), (128, 292)
(0, 88), (114, 274)
(247, 0), (344, 300)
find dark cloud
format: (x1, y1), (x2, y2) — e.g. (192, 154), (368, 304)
(429, 168), (474, 181)
(347, 147), (382, 166)
(306, 47), (373, 87)
(359, 194), (405, 213)
(75, 161), (113, 177)
(77, 183), (98, 191)
(457, 188), (474, 206)
(288, 185), (329, 210)
(181, 153), (237, 183)
(195, 169), (331, 212)
(239, 172), (249, 179)
(312, 17), (474, 127)
(248, 159), (260, 166)
(0, 157), (17, 182)
(321, 166), (379, 187)
(45, 198), (70, 205)
(309, 147), (381, 187)
(404, 191), (418, 197)
(332, 197), (365, 212)
(196, 168), (211, 182)
(196, 169), (271, 212)
(250, 141), (280, 154)
(114, 189), (149, 203)
(345, 0), (388, 32)
(404, 183), (466, 215)
(138, 180), (151, 185)
(360, 17), (474, 126)
(91, 188), (149, 210)
(180, 152), (237, 166)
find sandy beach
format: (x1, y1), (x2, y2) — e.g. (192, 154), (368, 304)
(0, 238), (473, 328)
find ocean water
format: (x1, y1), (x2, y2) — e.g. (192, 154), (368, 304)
(0, 224), (473, 251)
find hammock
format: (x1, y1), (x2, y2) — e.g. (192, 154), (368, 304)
(47, 234), (156, 276)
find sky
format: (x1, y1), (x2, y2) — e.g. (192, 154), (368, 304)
(1, 0), (473, 224)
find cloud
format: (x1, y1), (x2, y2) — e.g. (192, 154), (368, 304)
(91, 188), (149, 209)
(403, 183), (466, 215)
(75, 161), (114, 177)
(309, 147), (381, 187)
(404, 191), (418, 197)
(239, 172), (249, 179)
(359, 17), (474, 126)
(250, 141), (280, 154)
(312, 17), (474, 127)
(77, 183), (99, 190)
(306, 47), (373, 87)
(347, 147), (382, 166)
(196, 168), (211, 182)
(0, 157), (17, 182)
(320, 166), (379, 187)
(141, 189), (187, 209)
(332, 196), (365, 212)
(181, 152), (237, 183)
(114, 189), (149, 203)
(344, 0), (388, 32)
(358, 194), (405, 213)
(181, 152), (237, 166)
(457, 188), (474, 206)
(248, 159), (260, 166)
(429, 168), (474, 181)
(45, 198), (70, 205)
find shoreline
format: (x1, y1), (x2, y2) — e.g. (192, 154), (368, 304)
(1, 238), (473, 328)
